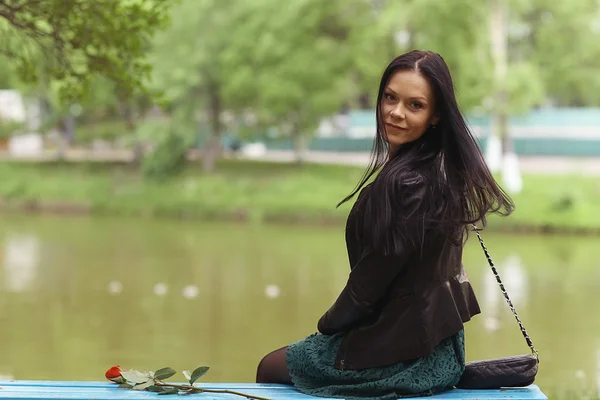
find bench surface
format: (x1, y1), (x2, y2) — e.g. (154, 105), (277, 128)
(0, 381), (548, 400)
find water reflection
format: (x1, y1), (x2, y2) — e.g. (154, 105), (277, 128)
(182, 285), (199, 299)
(153, 283), (168, 296)
(2, 234), (40, 292)
(503, 254), (528, 306)
(264, 284), (281, 299)
(0, 215), (598, 395)
(107, 280), (123, 295)
(480, 253), (529, 333)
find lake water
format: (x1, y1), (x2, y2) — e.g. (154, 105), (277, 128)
(0, 215), (598, 395)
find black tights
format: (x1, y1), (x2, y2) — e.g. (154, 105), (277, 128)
(255, 346), (293, 384)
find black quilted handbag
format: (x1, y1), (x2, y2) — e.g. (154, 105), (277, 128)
(456, 226), (540, 390)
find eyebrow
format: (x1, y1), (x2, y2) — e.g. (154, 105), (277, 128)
(384, 87), (428, 102)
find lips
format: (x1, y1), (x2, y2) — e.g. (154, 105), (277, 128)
(386, 123), (408, 131)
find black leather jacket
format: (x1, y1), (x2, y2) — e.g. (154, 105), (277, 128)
(317, 173), (481, 371)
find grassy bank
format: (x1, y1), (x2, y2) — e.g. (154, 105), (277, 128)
(1, 160), (599, 233)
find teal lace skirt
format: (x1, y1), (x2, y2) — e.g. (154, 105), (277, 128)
(286, 330), (465, 400)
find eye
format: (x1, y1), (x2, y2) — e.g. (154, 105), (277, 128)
(384, 92), (396, 101)
(410, 101), (424, 109)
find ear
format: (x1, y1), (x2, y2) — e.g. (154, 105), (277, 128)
(431, 113), (440, 126)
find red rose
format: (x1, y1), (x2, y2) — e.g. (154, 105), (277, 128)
(105, 366), (124, 383)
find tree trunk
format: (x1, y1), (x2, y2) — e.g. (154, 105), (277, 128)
(490, 0), (522, 193)
(486, 0), (508, 173)
(123, 102), (136, 131)
(114, 93), (141, 165)
(124, 101), (144, 166)
(202, 84), (222, 173)
(56, 113), (75, 160)
(291, 125), (306, 165)
(64, 113), (75, 144)
(132, 141), (144, 166)
(55, 133), (68, 160)
(202, 134), (221, 172)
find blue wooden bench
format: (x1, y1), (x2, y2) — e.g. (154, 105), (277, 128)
(0, 381), (548, 399)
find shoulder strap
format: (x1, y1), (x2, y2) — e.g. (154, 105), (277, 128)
(472, 225), (539, 361)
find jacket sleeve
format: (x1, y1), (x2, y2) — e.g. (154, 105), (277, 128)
(317, 174), (427, 335)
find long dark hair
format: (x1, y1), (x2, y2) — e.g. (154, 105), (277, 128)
(341, 50), (514, 256)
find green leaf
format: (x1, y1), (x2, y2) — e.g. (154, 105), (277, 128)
(2, 0), (172, 102)
(121, 370), (153, 384)
(158, 387), (179, 395)
(132, 379), (155, 391)
(147, 385), (165, 392)
(154, 367), (177, 381)
(182, 370), (192, 381)
(118, 383), (133, 389)
(190, 366), (210, 384)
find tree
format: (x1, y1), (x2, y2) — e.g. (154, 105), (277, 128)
(149, 0), (361, 170)
(0, 0), (171, 101)
(223, 0), (360, 163)
(342, 0), (496, 111)
(354, 0), (598, 194)
(512, 0), (600, 107)
(482, 0), (600, 191)
(148, 0), (249, 172)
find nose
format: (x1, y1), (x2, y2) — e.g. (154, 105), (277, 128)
(390, 103), (405, 120)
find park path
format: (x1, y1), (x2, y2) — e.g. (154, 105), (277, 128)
(2, 148), (600, 175)
(245, 150), (600, 175)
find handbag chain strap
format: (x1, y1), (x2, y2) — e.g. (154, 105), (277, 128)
(472, 225), (539, 362)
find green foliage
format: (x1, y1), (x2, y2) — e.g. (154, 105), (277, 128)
(2, 161), (600, 234)
(142, 132), (189, 181)
(117, 383), (133, 389)
(0, 118), (23, 140)
(148, 0), (243, 103)
(505, 62), (545, 113)
(0, 0), (172, 101)
(120, 369), (153, 384)
(350, 0), (600, 110)
(74, 119), (129, 144)
(514, 0), (600, 106)
(3, 0), (600, 161)
(149, 0), (363, 159)
(0, 54), (17, 89)
(224, 0), (358, 128)
(397, 0), (495, 111)
(147, 0), (249, 170)
(107, 365), (262, 398)
(146, 0), (600, 157)
(189, 366), (210, 385)
(139, 105), (199, 180)
(153, 367), (176, 381)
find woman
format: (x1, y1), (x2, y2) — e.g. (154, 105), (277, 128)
(256, 50), (514, 399)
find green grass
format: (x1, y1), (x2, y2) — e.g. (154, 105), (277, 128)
(547, 388), (600, 400)
(490, 173), (600, 232)
(1, 160), (600, 232)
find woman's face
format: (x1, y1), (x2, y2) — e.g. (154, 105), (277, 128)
(380, 70), (439, 155)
